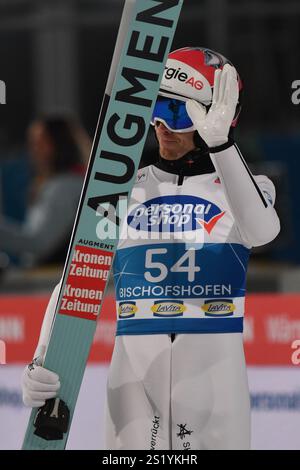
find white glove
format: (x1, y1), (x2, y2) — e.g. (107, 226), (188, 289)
(186, 63), (239, 148)
(22, 355), (60, 408)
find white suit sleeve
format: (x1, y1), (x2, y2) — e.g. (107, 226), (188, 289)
(209, 144), (281, 248)
(33, 280), (62, 361)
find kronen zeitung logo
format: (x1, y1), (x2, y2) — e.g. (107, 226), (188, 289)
(118, 301), (137, 319)
(201, 299), (235, 317)
(151, 300), (186, 317)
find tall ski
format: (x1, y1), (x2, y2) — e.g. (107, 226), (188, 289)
(22, 0), (183, 450)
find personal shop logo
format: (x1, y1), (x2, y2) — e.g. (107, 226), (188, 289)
(0, 80), (6, 104)
(127, 195), (225, 234)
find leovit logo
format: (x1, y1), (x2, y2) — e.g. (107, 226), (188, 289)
(0, 80), (6, 104)
(201, 299), (235, 317)
(151, 300), (186, 317)
(128, 195), (225, 234)
(118, 301), (137, 319)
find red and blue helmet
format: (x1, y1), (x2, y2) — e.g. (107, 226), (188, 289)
(151, 47), (243, 133)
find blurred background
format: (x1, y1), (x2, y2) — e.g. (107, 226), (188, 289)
(0, 0), (300, 450)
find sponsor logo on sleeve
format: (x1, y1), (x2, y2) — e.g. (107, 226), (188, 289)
(263, 190), (273, 206)
(135, 168), (148, 184)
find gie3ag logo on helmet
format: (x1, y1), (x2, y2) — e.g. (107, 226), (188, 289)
(127, 195), (225, 233)
(164, 66), (203, 90)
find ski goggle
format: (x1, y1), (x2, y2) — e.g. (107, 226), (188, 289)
(151, 96), (195, 133)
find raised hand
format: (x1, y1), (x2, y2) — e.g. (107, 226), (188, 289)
(186, 64), (239, 148)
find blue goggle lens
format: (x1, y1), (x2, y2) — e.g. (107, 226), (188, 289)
(151, 96), (194, 131)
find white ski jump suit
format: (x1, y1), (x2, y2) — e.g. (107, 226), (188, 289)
(34, 143), (280, 450)
(104, 143), (280, 450)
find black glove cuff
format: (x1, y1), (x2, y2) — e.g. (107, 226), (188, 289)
(208, 137), (235, 154)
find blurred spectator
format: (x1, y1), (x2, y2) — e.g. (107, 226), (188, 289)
(0, 116), (91, 268)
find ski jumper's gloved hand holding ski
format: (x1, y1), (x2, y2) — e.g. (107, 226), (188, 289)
(22, 282), (61, 407)
(186, 63), (238, 148)
(22, 346), (60, 407)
